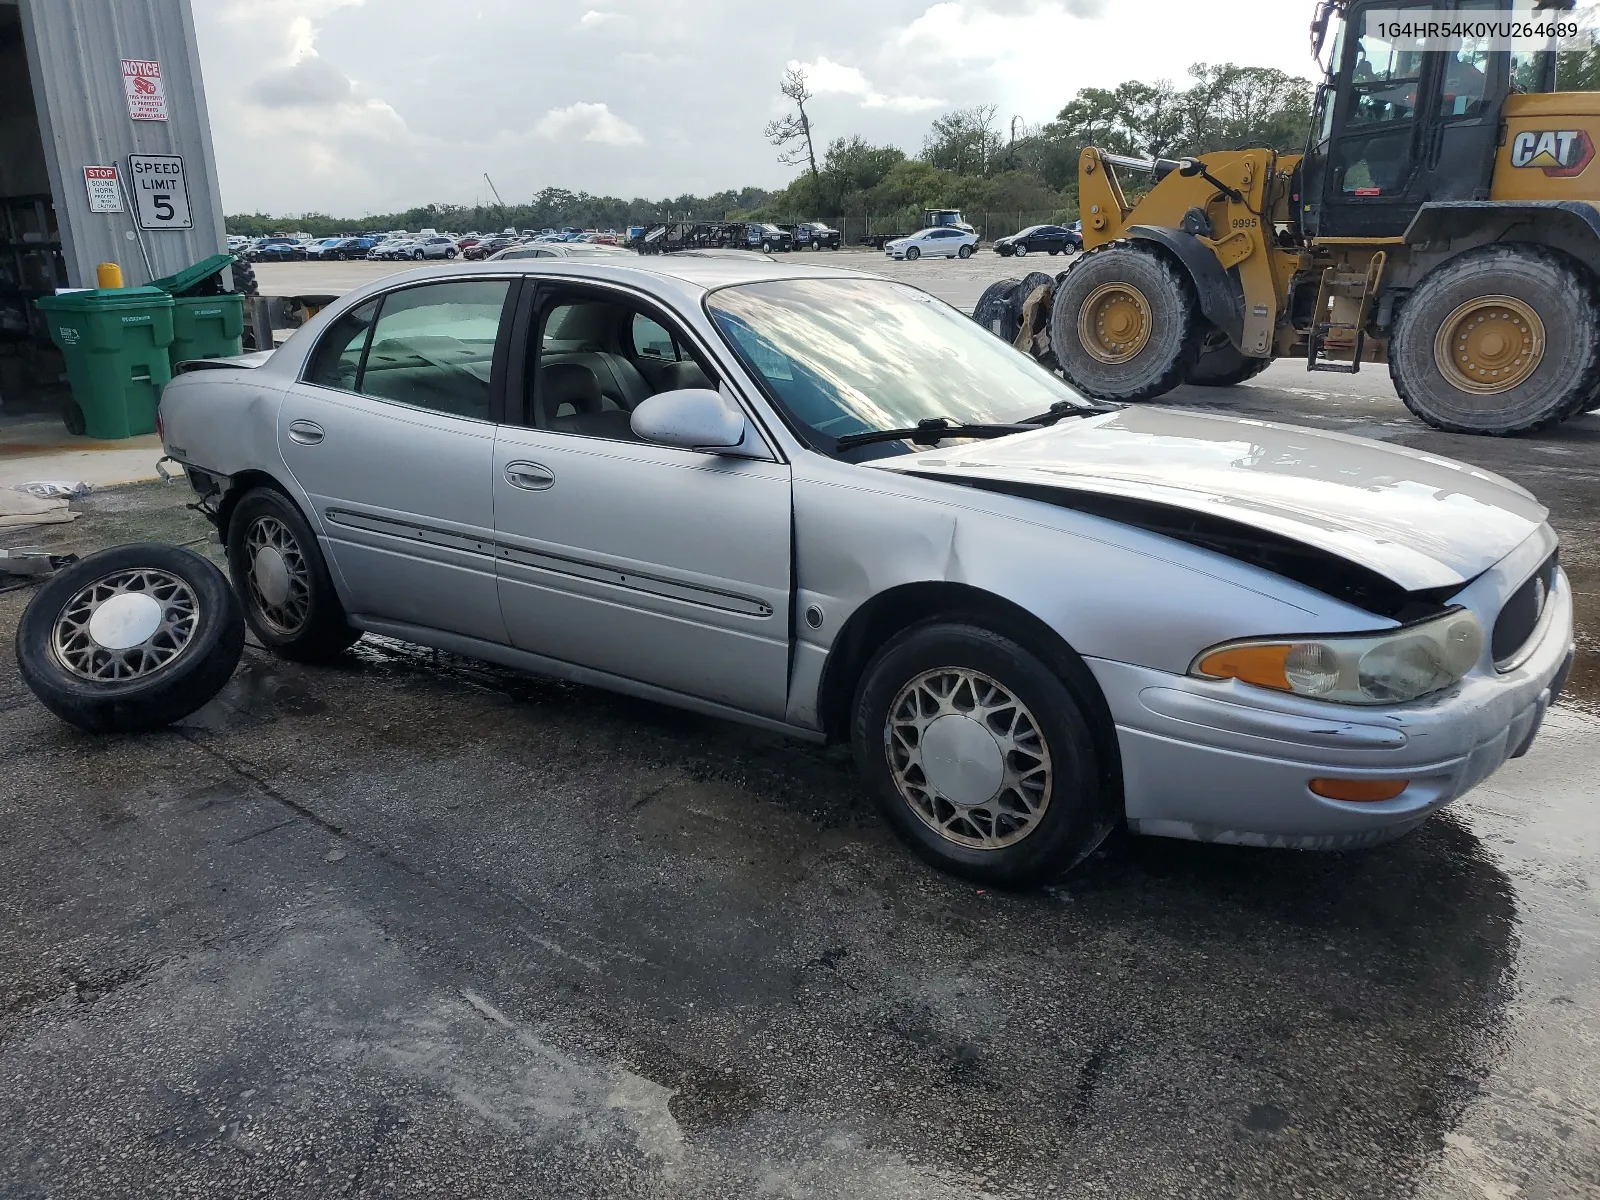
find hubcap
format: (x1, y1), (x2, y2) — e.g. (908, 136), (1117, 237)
(1434, 295), (1545, 395)
(1080, 281), (1153, 364)
(52, 568), (199, 681)
(245, 515), (311, 635)
(885, 667), (1052, 850)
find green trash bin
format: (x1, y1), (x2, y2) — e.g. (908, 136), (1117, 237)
(34, 286), (175, 439)
(148, 253), (245, 365)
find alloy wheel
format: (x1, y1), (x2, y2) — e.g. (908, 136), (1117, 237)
(51, 568), (199, 682)
(244, 515), (312, 636)
(884, 666), (1053, 850)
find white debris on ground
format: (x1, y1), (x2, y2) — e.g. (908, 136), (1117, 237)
(0, 486), (80, 530)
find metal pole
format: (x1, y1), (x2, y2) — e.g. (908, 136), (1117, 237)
(115, 167), (156, 283)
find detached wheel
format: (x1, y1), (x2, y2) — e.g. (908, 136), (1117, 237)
(1051, 242), (1199, 403)
(16, 543), (245, 734)
(1390, 244), (1600, 435)
(227, 488), (360, 662)
(853, 623), (1114, 888)
(973, 278), (1023, 343)
(1188, 342), (1272, 387)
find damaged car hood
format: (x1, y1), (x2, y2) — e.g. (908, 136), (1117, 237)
(867, 407), (1547, 592)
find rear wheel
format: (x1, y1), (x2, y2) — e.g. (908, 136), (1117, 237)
(852, 622), (1114, 888)
(1188, 342), (1272, 387)
(1391, 244), (1600, 435)
(1051, 243), (1200, 403)
(226, 488), (360, 662)
(958, 244), (973, 259)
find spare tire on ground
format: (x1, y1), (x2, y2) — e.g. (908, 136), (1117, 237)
(973, 278), (1022, 343)
(16, 543), (245, 733)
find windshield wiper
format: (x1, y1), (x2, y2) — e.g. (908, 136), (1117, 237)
(1023, 399), (1121, 425)
(834, 417), (1040, 451)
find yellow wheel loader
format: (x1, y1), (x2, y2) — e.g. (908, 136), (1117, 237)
(1045, 0), (1600, 435)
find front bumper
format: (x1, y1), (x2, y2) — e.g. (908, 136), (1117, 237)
(1087, 570), (1576, 850)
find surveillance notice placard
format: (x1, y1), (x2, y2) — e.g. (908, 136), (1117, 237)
(83, 166), (124, 214)
(128, 154), (192, 230)
(121, 59), (169, 122)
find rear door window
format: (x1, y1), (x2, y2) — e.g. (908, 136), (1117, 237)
(356, 280), (513, 421)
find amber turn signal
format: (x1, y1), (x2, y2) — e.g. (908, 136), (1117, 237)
(1309, 778), (1409, 803)
(1195, 643), (1292, 691)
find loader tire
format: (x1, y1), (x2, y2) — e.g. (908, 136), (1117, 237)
(973, 278), (1023, 343)
(1390, 244), (1600, 435)
(1051, 243), (1199, 403)
(1188, 342), (1271, 387)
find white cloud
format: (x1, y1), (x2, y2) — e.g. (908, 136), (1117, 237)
(534, 102), (644, 147)
(248, 55), (355, 108)
(578, 10), (622, 27)
(790, 56), (947, 113)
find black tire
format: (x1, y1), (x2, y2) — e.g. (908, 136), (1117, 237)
(851, 622), (1115, 888)
(62, 401), (86, 436)
(16, 543), (245, 734)
(958, 244), (973, 259)
(998, 246), (1014, 257)
(1187, 342), (1272, 387)
(1048, 249), (1060, 256)
(226, 487), (360, 662)
(1051, 242), (1200, 403)
(1390, 244), (1600, 435)
(230, 258), (260, 297)
(906, 247), (920, 261)
(973, 278), (1023, 343)
(761, 241), (773, 253)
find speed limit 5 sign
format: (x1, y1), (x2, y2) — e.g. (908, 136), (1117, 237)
(127, 153), (192, 230)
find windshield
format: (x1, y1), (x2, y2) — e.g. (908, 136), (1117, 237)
(706, 278), (1091, 453)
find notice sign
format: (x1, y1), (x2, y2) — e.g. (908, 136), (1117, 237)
(127, 153), (192, 230)
(121, 58), (169, 122)
(83, 166), (124, 213)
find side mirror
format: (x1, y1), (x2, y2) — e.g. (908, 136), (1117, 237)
(630, 388), (749, 452)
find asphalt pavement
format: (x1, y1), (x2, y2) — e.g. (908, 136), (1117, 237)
(0, 250), (1596, 1198)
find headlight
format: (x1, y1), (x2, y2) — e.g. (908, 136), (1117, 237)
(1191, 608), (1484, 705)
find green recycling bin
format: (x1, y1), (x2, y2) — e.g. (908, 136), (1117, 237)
(34, 286), (175, 440)
(148, 253), (245, 365)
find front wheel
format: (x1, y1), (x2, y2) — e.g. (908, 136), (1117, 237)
(1014, 243), (1028, 257)
(852, 622), (1113, 888)
(761, 241), (773, 253)
(226, 488), (360, 662)
(906, 246), (920, 261)
(446, 248), (458, 258)
(1051, 242), (1200, 403)
(1390, 243), (1600, 435)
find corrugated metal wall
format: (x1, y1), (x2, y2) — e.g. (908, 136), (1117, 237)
(17, 0), (225, 287)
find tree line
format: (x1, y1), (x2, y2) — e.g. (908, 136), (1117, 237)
(226, 63), (1315, 236)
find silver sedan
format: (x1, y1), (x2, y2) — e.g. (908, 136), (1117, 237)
(155, 258), (1575, 886)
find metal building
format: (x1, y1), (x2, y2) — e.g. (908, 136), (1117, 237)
(1, 0), (225, 403)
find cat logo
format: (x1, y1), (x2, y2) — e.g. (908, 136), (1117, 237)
(1509, 129), (1595, 178)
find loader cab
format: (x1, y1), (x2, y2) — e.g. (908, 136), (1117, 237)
(1301, 0), (1561, 239)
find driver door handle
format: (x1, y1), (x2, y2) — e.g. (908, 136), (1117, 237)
(287, 419), (324, 445)
(505, 461), (555, 491)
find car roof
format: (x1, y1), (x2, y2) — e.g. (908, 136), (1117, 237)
(350, 255), (882, 304)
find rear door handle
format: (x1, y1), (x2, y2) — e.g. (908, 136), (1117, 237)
(287, 419), (324, 445)
(504, 461), (555, 491)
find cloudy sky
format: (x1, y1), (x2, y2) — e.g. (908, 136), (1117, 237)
(191, 0), (1317, 216)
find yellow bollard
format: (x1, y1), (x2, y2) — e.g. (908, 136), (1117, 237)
(95, 262), (125, 289)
